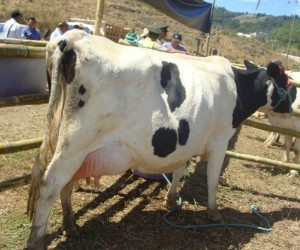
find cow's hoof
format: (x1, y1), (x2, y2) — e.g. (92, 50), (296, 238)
(164, 195), (178, 209)
(93, 187), (100, 193)
(25, 236), (46, 250)
(207, 208), (223, 223)
(63, 224), (80, 237)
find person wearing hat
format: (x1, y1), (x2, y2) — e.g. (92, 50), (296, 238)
(156, 24), (169, 45)
(2, 10), (24, 39)
(162, 32), (187, 54)
(139, 27), (169, 52)
(50, 21), (68, 41)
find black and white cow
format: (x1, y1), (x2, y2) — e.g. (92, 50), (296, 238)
(26, 30), (291, 249)
(266, 72), (300, 163)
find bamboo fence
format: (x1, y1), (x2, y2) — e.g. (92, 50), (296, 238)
(0, 43), (46, 58)
(0, 137), (43, 154)
(0, 38), (47, 47)
(0, 93), (49, 108)
(242, 118), (300, 138)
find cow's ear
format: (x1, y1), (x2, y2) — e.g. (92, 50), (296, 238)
(244, 60), (258, 72)
(267, 62), (280, 78)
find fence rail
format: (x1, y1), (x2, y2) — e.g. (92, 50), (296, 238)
(0, 93), (49, 108)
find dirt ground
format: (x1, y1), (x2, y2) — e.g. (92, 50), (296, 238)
(0, 103), (299, 249)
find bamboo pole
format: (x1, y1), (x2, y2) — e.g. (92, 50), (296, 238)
(0, 38), (47, 47)
(205, 0), (216, 56)
(0, 93), (49, 108)
(0, 137), (43, 155)
(243, 118), (300, 138)
(0, 174), (31, 192)
(292, 109), (300, 117)
(290, 79), (300, 88)
(94, 0), (105, 36)
(226, 150), (300, 171)
(285, 12), (296, 66)
(0, 43), (46, 58)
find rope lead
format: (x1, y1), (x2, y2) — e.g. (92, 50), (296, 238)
(163, 204), (272, 231)
(162, 174), (272, 232)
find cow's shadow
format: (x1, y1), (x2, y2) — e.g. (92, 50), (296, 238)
(47, 169), (300, 249)
(46, 127), (299, 249)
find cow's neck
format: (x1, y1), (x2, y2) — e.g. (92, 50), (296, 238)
(232, 67), (267, 128)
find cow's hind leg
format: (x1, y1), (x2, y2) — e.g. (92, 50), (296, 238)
(61, 181), (78, 236)
(27, 153), (86, 250)
(165, 166), (186, 209)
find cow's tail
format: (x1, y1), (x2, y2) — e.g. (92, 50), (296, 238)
(27, 40), (68, 220)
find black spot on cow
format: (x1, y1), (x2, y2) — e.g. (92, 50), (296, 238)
(161, 61), (186, 112)
(152, 127), (177, 157)
(58, 39), (67, 52)
(178, 119), (190, 145)
(79, 100), (85, 108)
(62, 49), (77, 83)
(79, 85), (86, 95)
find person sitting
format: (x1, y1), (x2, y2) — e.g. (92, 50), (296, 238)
(50, 21), (68, 41)
(22, 17), (41, 40)
(156, 24), (168, 45)
(162, 32), (188, 54)
(139, 27), (169, 52)
(2, 10), (24, 39)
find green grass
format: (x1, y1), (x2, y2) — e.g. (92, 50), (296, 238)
(0, 212), (30, 250)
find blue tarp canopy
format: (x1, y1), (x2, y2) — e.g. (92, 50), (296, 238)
(142, 0), (212, 33)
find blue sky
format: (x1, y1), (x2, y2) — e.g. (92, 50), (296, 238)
(206, 0), (300, 16)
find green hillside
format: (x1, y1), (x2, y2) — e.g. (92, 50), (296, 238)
(213, 7), (300, 50)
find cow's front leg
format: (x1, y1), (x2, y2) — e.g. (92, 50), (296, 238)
(264, 132), (280, 146)
(283, 135), (293, 162)
(206, 141), (228, 222)
(61, 181), (78, 236)
(165, 166), (185, 209)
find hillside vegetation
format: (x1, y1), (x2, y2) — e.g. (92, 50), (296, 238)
(0, 0), (299, 69)
(214, 7), (300, 53)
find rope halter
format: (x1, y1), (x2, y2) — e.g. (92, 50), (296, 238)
(270, 70), (293, 113)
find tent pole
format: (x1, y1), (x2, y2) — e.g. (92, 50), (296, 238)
(286, 11), (296, 65)
(205, 0), (216, 56)
(94, 0), (105, 35)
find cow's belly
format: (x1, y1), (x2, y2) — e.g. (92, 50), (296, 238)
(71, 141), (190, 180)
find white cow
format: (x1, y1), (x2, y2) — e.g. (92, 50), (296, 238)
(266, 72), (300, 163)
(26, 30), (292, 249)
